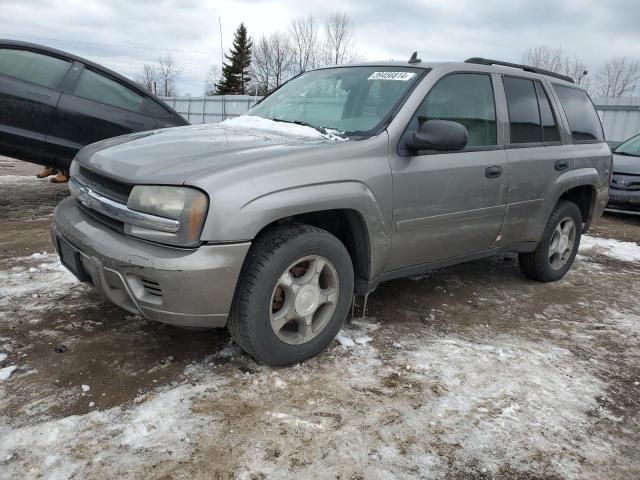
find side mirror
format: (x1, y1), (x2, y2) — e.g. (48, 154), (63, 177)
(405, 119), (468, 153)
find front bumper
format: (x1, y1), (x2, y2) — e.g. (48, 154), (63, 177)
(606, 188), (640, 215)
(51, 197), (250, 328)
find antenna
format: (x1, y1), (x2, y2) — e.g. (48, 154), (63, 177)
(408, 52), (421, 64)
(218, 17), (224, 69)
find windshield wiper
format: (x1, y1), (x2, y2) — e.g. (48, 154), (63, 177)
(615, 151), (639, 157)
(271, 118), (331, 136)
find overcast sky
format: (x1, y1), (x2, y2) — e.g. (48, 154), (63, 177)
(2, 0), (639, 95)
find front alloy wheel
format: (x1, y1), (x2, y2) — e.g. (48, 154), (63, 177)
(228, 224), (354, 366)
(270, 255), (339, 345)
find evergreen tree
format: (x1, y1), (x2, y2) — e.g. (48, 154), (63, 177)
(215, 23), (253, 94)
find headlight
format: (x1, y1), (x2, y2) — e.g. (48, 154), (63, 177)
(126, 186), (208, 247)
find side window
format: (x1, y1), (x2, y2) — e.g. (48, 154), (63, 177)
(414, 73), (497, 148)
(73, 68), (144, 112)
(534, 82), (561, 143)
(0, 48), (70, 88)
(503, 77), (542, 144)
(553, 85), (604, 142)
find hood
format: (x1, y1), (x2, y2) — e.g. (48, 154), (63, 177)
(75, 119), (346, 185)
(612, 153), (640, 175)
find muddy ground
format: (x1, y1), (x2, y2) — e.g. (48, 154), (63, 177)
(0, 156), (639, 479)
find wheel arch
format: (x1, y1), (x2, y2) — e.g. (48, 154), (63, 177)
(253, 208), (373, 294)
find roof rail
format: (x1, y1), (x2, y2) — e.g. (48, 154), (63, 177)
(464, 57), (575, 84)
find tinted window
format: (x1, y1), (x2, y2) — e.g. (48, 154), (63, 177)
(415, 73), (497, 148)
(503, 77), (541, 144)
(534, 82), (561, 143)
(74, 69), (144, 111)
(553, 85), (604, 142)
(0, 48), (70, 88)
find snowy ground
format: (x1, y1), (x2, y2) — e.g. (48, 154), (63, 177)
(1, 158), (639, 479)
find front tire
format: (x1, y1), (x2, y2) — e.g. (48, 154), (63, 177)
(228, 224), (354, 366)
(518, 200), (582, 282)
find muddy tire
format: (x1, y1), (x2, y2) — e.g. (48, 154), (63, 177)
(518, 200), (582, 282)
(228, 224), (354, 366)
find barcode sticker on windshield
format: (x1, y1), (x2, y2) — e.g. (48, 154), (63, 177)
(367, 71), (416, 81)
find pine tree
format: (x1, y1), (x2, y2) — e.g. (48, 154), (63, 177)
(215, 23), (253, 94)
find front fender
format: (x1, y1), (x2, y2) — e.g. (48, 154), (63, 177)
(202, 181), (392, 280)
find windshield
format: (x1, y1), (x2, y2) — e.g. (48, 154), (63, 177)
(615, 134), (640, 157)
(247, 66), (423, 136)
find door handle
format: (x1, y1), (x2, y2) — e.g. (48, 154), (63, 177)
(485, 166), (503, 178)
(25, 90), (50, 100)
(555, 159), (569, 171)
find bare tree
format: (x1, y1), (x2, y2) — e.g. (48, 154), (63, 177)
(522, 45), (566, 73)
(157, 54), (180, 97)
(322, 12), (356, 66)
(594, 57), (640, 97)
(290, 15), (319, 75)
(135, 64), (157, 94)
(204, 65), (221, 96)
(564, 55), (589, 86)
(522, 45), (591, 86)
(252, 32), (295, 94)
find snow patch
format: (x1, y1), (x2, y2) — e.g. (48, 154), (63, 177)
(0, 253), (83, 312)
(580, 235), (640, 262)
(0, 365), (17, 380)
(222, 115), (345, 140)
(335, 334), (355, 347)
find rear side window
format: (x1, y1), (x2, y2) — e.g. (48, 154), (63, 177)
(0, 48), (70, 88)
(534, 82), (561, 143)
(553, 85), (604, 142)
(416, 73), (497, 148)
(73, 68), (144, 112)
(503, 77), (542, 144)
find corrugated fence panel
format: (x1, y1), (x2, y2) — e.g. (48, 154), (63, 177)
(161, 95), (640, 142)
(594, 97), (640, 142)
(161, 95), (262, 124)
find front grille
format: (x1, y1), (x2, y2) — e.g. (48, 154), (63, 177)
(78, 203), (124, 233)
(611, 174), (640, 191)
(78, 166), (134, 203)
(141, 278), (163, 297)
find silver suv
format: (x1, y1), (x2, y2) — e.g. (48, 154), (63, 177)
(52, 57), (610, 365)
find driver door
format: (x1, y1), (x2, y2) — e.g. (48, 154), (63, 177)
(387, 72), (508, 270)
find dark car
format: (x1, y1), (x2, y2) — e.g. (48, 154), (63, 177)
(0, 40), (188, 171)
(607, 133), (640, 215)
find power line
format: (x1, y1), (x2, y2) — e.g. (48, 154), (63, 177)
(7, 33), (219, 55)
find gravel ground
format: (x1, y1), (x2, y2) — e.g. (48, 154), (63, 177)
(0, 156), (639, 479)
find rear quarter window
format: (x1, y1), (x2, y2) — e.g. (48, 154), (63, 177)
(73, 68), (145, 112)
(553, 85), (604, 143)
(0, 48), (70, 88)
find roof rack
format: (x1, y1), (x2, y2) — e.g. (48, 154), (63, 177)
(464, 57), (575, 84)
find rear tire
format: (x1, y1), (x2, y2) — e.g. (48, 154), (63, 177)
(228, 224), (354, 366)
(518, 200), (582, 282)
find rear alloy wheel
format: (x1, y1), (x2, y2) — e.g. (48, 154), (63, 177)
(228, 224), (353, 366)
(518, 200), (582, 282)
(547, 217), (577, 270)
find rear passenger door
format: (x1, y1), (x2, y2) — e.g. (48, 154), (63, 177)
(388, 72), (508, 270)
(498, 76), (571, 244)
(0, 48), (70, 163)
(552, 84), (610, 187)
(47, 66), (157, 163)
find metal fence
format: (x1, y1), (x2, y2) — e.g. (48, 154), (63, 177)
(161, 95), (262, 124)
(594, 98), (640, 142)
(163, 95), (640, 143)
